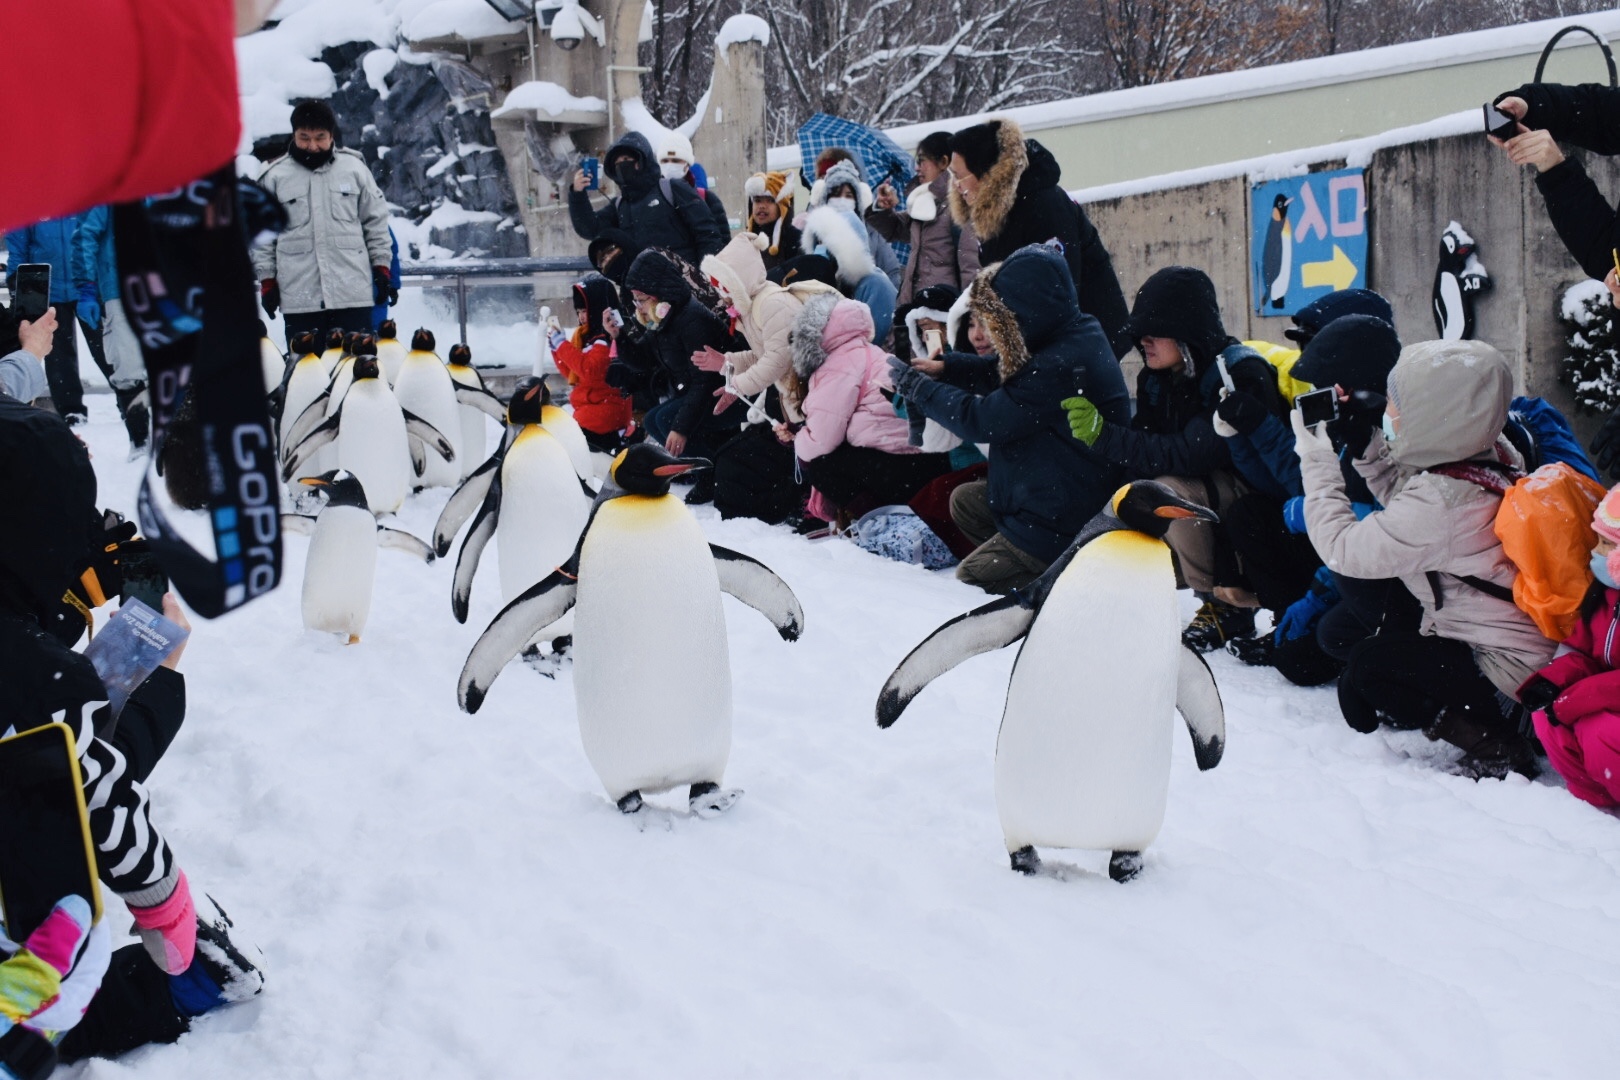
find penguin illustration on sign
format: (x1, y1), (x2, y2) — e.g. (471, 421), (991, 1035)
(1432, 221), (1491, 340)
(282, 470), (434, 644)
(876, 481), (1226, 883)
(1262, 193), (1293, 310)
(457, 442), (803, 819)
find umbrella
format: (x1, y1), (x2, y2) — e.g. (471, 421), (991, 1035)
(796, 113), (915, 193)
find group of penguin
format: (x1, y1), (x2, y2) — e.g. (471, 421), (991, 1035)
(263, 325), (1228, 879)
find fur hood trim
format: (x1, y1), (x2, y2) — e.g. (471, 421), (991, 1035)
(967, 261), (1028, 381)
(944, 287), (975, 356)
(802, 206), (877, 287)
(948, 118), (1026, 242)
(791, 292), (843, 379)
(904, 302), (954, 359)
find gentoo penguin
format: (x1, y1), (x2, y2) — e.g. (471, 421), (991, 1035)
(445, 343), (498, 480)
(876, 481), (1226, 882)
(393, 329), (464, 489)
(282, 470), (434, 644)
(457, 442), (804, 818)
(281, 347), (454, 514)
(279, 331), (330, 486)
(376, 319), (407, 385)
(1262, 193), (1292, 310)
(431, 376), (593, 626)
(1432, 221), (1491, 340)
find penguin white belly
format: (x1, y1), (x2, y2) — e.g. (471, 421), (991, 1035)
(448, 367), (489, 479)
(317, 358), (357, 475)
(541, 404), (595, 481)
(302, 505), (378, 638)
(395, 359), (462, 488)
(572, 496), (731, 798)
(281, 364), (329, 486)
(337, 383), (411, 514)
(377, 340), (406, 385)
(496, 431), (591, 639)
(995, 532), (1180, 852)
(259, 339), (285, 396)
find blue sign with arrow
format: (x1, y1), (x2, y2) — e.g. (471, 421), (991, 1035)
(1250, 167), (1368, 317)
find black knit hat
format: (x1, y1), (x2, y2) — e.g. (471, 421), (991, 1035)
(623, 249), (692, 306)
(767, 253), (839, 290)
(289, 100), (338, 136)
(0, 398), (101, 622)
(1290, 314), (1401, 393)
(1285, 288), (1394, 344)
(588, 229), (642, 285)
(917, 131), (952, 165)
(1124, 266), (1229, 364)
(948, 122), (1002, 178)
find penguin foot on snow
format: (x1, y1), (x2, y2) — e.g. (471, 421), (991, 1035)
(1108, 851), (1143, 883)
(1009, 846), (1040, 876)
(689, 782), (743, 818)
(616, 790), (644, 814)
(520, 640), (570, 679)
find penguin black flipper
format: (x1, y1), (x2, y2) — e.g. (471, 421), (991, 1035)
(1176, 645), (1226, 770)
(281, 388), (332, 463)
(377, 526), (436, 563)
(281, 414), (342, 482)
(709, 545), (804, 641)
(279, 513), (317, 536)
(459, 569), (580, 714)
(432, 446), (506, 556)
(455, 383), (508, 420)
(401, 409), (456, 464)
(451, 471), (503, 624)
(876, 595), (1036, 729)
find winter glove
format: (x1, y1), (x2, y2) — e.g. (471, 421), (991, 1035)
(1215, 390), (1268, 436)
(1591, 402), (1620, 479)
(1274, 566), (1339, 645)
(1282, 496), (1308, 534)
(1061, 395), (1104, 446)
(886, 355), (930, 401)
(75, 287), (102, 333)
(1326, 390), (1385, 458)
(372, 266), (397, 307)
(546, 328), (567, 352)
(127, 870), (197, 975)
(1290, 408), (1333, 458)
(0, 895), (111, 1049)
(260, 279), (279, 318)
(66, 516), (142, 612)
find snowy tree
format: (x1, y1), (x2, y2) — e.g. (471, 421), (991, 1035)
(1560, 279), (1620, 416)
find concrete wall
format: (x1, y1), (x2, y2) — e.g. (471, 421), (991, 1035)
(692, 41), (767, 227)
(1083, 134), (1619, 443)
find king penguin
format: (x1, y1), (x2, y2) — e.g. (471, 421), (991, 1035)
(317, 328), (346, 378)
(258, 320), (287, 402)
(457, 442), (804, 818)
(282, 470), (434, 643)
(444, 343), (503, 480)
(281, 345), (454, 514)
(393, 329), (465, 489)
(1262, 193), (1292, 311)
(876, 481), (1227, 882)
(279, 331), (330, 487)
(432, 377), (593, 633)
(376, 319), (407, 385)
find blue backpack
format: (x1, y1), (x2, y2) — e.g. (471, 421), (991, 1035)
(1504, 396), (1601, 482)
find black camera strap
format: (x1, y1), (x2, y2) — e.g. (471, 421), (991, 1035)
(113, 165), (285, 618)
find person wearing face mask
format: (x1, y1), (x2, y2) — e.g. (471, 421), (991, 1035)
(1292, 339), (1555, 779)
(655, 132), (731, 242)
(253, 100), (394, 342)
(799, 159), (901, 343)
(1517, 483), (1620, 808)
(569, 131), (725, 266)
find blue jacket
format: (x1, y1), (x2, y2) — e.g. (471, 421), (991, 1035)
(904, 245), (1130, 563)
(1214, 344), (1301, 499)
(370, 228), (400, 332)
(5, 217), (80, 302)
(71, 206), (119, 304)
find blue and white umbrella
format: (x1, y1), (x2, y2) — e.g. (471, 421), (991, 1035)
(796, 113), (915, 267)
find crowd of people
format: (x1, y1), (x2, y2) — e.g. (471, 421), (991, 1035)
(4, 0), (1620, 1066)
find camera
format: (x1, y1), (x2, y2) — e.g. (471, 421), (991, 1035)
(1296, 387), (1339, 429)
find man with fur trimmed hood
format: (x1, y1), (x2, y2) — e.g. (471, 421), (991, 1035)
(947, 119), (1130, 359)
(888, 244), (1130, 594)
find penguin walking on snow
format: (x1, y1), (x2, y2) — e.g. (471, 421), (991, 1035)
(282, 470), (434, 644)
(458, 443), (804, 819)
(444, 343), (501, 480)
(278, 332), (329, 486)
(1432, 221), (1491, 340)
(1262, 193), (1293, 310)
(394, 329), (465, 489)
(281, 345), (454, 513)
(376, 319), (407, 385)
(876, 481), (1226, 882)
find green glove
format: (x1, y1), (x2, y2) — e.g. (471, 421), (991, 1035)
(1060, 395), (1104, 446)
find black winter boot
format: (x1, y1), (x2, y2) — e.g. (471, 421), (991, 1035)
(1183, 596), (1255, 653)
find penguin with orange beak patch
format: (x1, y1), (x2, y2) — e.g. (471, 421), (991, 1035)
(876, 480), (1227, 882)
(457, 442), (804, 819)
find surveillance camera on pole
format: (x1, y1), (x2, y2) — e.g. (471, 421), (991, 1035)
(548, 0), (604, 51)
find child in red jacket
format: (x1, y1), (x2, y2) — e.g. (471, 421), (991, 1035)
(1521, 484), (1620, 808)
(550, 274), (631, 452)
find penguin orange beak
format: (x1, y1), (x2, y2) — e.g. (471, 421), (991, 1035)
(300, 477), (328, 487)
(1153, 504), (1219, 523)
(652, 463), (700, 477)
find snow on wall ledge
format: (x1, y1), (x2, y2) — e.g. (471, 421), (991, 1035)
(491, 82), (608, 121)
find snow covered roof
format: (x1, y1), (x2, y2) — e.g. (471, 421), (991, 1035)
(402, 0), (524, 45)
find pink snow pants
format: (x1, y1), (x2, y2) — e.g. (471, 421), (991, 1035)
(1534, 710), (1620, 809)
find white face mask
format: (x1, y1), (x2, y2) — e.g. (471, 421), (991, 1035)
(659, 161), (687, 181)
(827, 196), (856, 213)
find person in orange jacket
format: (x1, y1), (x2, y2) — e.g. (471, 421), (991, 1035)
(550, 274), (633, 452)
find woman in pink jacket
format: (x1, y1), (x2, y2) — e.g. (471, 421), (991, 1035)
(1520, 483), (1620, 808)
(786, 294), (950, 520)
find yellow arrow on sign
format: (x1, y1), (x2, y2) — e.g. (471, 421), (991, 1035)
(1300, 244), (1358, 291)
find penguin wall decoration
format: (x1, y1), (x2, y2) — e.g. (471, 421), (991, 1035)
(457, 443), (804, 820)
(1432, 220), (1491, 340)
(281, 470), (434, 644)
(875, 481), (1226, 883)
(1262, 193), (1293, 310)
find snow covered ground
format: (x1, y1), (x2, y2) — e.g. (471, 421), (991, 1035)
(68, 394), (1620, 1078)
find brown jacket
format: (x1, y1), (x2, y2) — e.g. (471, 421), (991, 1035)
(867, 172), (980, 305)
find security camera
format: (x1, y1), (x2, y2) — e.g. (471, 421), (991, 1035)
(548, 0), (603, 50)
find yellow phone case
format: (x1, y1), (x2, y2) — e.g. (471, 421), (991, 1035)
(0, 723), (104, 934)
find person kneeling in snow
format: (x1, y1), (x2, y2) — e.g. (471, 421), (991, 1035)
(549, 274), (632, 454)
(0, 397), (264, 1069)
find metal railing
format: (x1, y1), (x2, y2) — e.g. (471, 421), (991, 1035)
(398, 256), (592, 346)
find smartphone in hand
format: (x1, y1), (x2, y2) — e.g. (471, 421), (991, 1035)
(12, 264), (50, 323)
(1483, 103), (1518, 139)
(1296, 386), (1339, 429)
(581, 157), (601, 191)
(923, 328), (944, 357)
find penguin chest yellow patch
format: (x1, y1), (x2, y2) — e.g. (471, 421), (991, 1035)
(594, 494), (688, 532)
(1077, 530), (1172, 572)
(511, 424), (554, 449)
